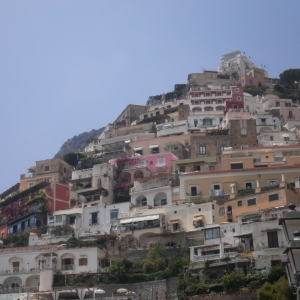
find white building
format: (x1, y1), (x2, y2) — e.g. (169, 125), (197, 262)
(0, 242), (105, 291)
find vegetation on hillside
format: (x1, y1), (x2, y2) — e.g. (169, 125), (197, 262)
(54, 127), (105, 158)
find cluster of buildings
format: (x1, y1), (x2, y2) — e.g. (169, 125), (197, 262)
(1, 50), (300, 292)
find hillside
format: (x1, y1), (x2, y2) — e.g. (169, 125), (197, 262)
(54, 127), (105, 158)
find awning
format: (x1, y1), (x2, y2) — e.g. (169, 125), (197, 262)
(132, 216), (146, 222)
(134, 147), (143, 151)
(145, 215), (160, 221)
(124, 140), (131, 143)
(282, 134), (290, 137)
(193, 215), (204, 222)
(233, 232), (253, 238)
(261, 228), (281, 232)
(169, 219), (180, 224)
(120, 218), (133, 224)
(149, 145), (159, 148)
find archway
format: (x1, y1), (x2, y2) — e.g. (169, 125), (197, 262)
(136, 195), (147, 207)
(120, 172), (131, 184)
(25, 275), (40, 288)
(3, 276), (22, 290)
(192, 107), (202, 112)
(134, 170), (144, 179)
(154, 192), (168, 207)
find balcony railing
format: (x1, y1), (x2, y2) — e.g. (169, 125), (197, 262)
(259, 241), (285, 250)
(61, 264), (74, 271)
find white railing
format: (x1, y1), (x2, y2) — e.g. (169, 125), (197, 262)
(61, 264), (74, 271)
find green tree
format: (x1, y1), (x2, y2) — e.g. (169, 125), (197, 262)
(108, 258), (133, 283)
(26, 190), (48, 223)
(279, 68), (300, 89)
(222, 270), (244, 293)
(258, 277), (296, 300)
(62, 152), (81, 167)
(147, 244), (167, 260)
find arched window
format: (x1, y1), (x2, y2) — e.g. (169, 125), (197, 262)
(219, 207), (225, 216)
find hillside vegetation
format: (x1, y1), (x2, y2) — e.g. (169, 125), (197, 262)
(54, 127), (105, 158)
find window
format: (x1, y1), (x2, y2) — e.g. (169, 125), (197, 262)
(267, 231), (279, 248)
(216, 92), (221, 96)
(230, 163), (243, 170)
(260, 118), (266, 125)
(244, 181), (253, 189)
(56, 215), (62, 223)
(237, 96), (241, 101)
(90, 212), (98, 225)
(161, 199), (167, 206)
(190, 186), (198, 196)
(194, 119), (198, 127)
(110, 209), (119, 221)
(49, 217), (54, 223)
(241, 128), (247, 135)
(205, 228), (220, 239)
(205, 93), (211, 97)
(212, 204), (214, 209)
(144, 114), (148, 119)
(247, 198), (256, 206)
(79, 258), (88, 266)
(141, 198), (147, 206)
(269, 193), (279, 202)
(238, 201), (243, 207)
(284, 136), (290, 141)
(275, 102), (280, 107)
(138, 160), (146, 167)
(28, 182), (34, 188)
(288, 111), (293, 117)
(285, 103), (292, 107)
(194, 93), (199, 97)
(226, 91), (231, 95)
(202, 119), (213, 125)
(199, 146), (206, 154)
(63, 167), (67, 174)
(268, 180), (278, 187)
(194, 100), (199, 105)
(235, 88), (239, 92)
(156, 111), (160, 116)
(157, 158), (165, 166)
(44, 166), (50, 172)
(151, 147), (159, 154)
(270, 136), (274, 141)
(179, 166), (185, 172)
(213, 216), (215, 222)
(217, 99), (223, 103)
(219, 207), (225, 216)
(209, 165), (215, 171)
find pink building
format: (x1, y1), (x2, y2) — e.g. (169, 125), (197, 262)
(241, 67), (266, 88)
(189, 86), (244, 113)
(110, 153), (178, 186)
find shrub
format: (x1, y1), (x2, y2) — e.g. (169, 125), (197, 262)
(222, 271), (244, 293)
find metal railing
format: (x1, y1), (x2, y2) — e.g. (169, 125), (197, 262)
(61, 264), (74, 271)
(259, 241), (285, 249)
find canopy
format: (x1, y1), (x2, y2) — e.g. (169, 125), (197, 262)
(120, 218), (133, 224)
(149, 145), (158, 148)
(169, 219), (180, 224)
(94, 289), (105, 294)
(193, 215), (204, 222)
(117, 288), (128, 293)
(145, 215), (160, 221)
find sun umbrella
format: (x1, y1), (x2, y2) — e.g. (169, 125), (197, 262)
(125, 291), (136, 296)
(117, 288), (128, 293)
(94, 289), (106, 294)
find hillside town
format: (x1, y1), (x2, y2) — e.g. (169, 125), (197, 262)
(1, 50), (300, 299)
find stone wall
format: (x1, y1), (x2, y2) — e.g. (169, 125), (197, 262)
(189, 290), (258, 300)
(54, 278), (178, 300)
(118, 248), (182, 261)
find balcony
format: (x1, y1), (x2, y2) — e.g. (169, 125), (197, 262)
(259, 241), (285, 250)
(61, 264), (74, 271)
(195, 151), (210, 157)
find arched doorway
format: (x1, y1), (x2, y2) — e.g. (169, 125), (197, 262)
(154, 192), (168, 207)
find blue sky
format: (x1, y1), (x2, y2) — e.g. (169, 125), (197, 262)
(0, 0), (299, 192)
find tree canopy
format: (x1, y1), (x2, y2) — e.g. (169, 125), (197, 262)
(279, 68), (300, 89)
